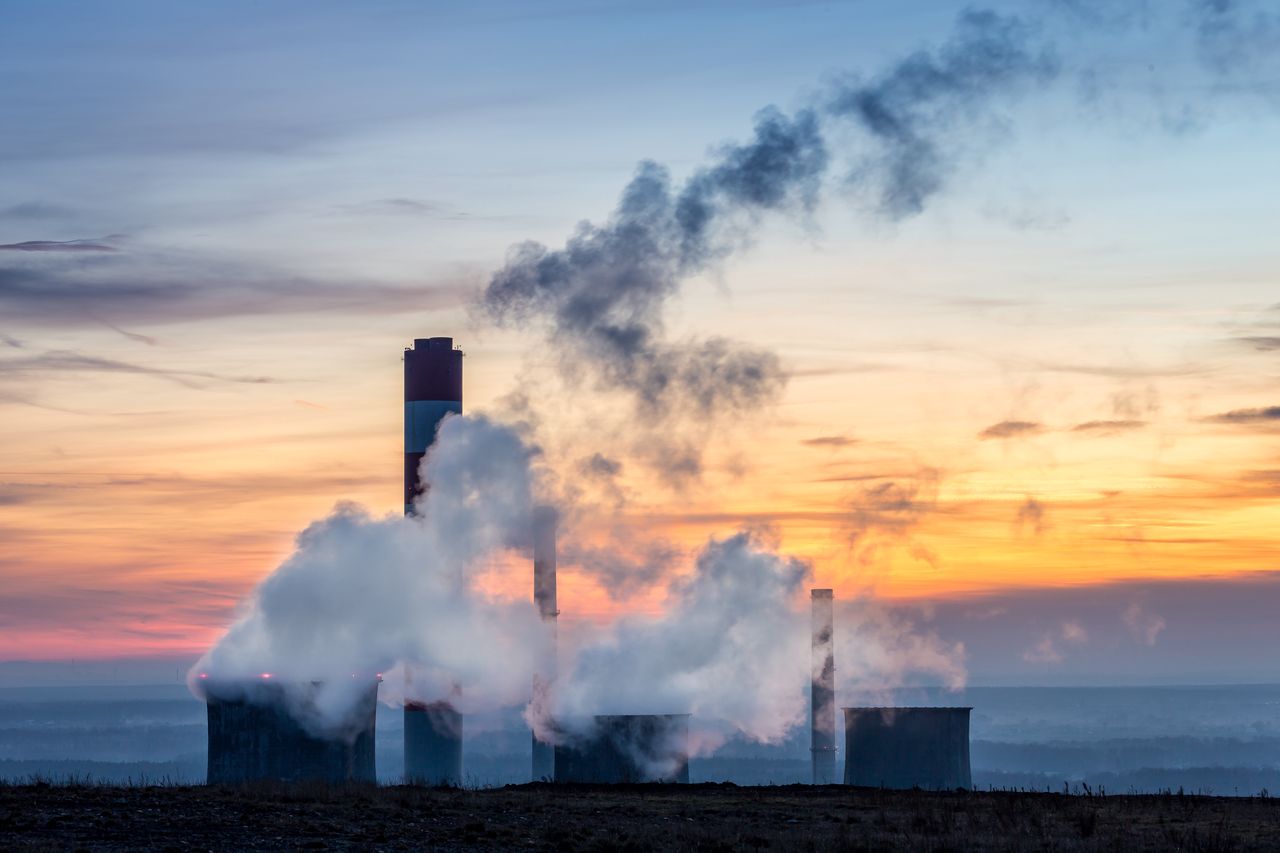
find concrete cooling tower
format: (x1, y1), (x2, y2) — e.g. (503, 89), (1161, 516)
(554, 715), (690, 784)
(842, 706), (972, 790)
(205, 679), (378, 784)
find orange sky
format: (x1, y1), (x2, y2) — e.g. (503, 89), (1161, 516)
(2, 0), (1279, 666)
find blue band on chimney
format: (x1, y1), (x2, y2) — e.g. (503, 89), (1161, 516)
(404, 400), (462, 454)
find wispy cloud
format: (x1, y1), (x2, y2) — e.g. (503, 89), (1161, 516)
(0, 238), (117, 252)
(1015, 496), (1048, 535)
(0, 350), (274, 388)
(1233, 336), (1280, 351)
(1203, 406), (1280, 425)
(0, 202), (77, 220)
(0, 250), (467, 327)
(1122, 603), (1166, 646)
(802, 435), (858, 448)
(1070, 419), (1147, 434)
(979, 420), (1045, 440)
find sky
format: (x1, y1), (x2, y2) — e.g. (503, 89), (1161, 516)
(1, 0), (1279, 684)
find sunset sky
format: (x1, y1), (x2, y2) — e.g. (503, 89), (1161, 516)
(2, 0), (1278, 684)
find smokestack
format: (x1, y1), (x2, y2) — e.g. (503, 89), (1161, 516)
(554, 715), (690, 784)
(205, 678), (378, 784)
(403, 336), (465, 786)
(404, 337), (463, 515)
(842, 706), (972, 790)
(531, 504), (558, 780)
(810, 588), (836, 784)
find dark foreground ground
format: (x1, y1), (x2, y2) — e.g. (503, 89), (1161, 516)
(3, 782), (1278, 852)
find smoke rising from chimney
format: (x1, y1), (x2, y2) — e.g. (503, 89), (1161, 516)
(479, 9), (1057, 482)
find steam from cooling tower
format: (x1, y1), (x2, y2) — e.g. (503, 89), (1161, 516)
(190, 414), (549, 739)
(537, 531), (813, 756)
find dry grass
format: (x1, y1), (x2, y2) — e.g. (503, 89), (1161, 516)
(1, 780), (1276, 851)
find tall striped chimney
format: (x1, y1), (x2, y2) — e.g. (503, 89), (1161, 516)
(811, 588), (837, 784)
(403, 336), (464, 786)
(530, 504), (558, 780)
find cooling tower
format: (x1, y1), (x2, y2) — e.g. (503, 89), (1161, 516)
(554, 715), (690, 784)
(842, 706), (972, 790)
(531, 504), (558, 781)
(204, 679), (377, 784)
(403, 336), (465, 786)
(811, 588), (837, 784)
(404, 700), (463, 785)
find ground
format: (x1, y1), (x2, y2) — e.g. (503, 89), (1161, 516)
(2, 782), (1277, 851)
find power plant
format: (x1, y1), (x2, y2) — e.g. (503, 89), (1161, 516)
(810, 588), (837, 784)
(842, 707), (972, 790)
(403, 336), (465, 786)
(197, 336), (976, 791)
(554, 715), (690, 784)
(204, 678), (378, 784)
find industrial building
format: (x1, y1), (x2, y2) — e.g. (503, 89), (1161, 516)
(842, 706), (972, 790)
(554, 715), (690, 784)
(403, 336), (465, 786)
(810, 588), (837, 784)
(205, 678), (378, 784)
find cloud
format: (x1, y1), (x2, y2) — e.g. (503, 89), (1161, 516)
(802, 435), (858, 449)
(847, 470), (941, 570)
(979, 420), (1045, 440)
(1233, 336), (1280, 351)
(1193, 0), (1280, 76)
(0, 350), (274, 388)
(1023, 620), (1087, 664)
(1022, 634), (1063, 663)
(1071, 419), (1147, 434)
(0, 202), (77, 220)
(1015, 496), (1048, 535)
(332, 198), (475, 219)
(0, 238), (117, 252)
(100, 321), (158, 346)
(0, 251), (466, 328)
(1122, 603), (1166, 646)
(1203, 406), (1280, 425)
(1061, 620), (1088, 645)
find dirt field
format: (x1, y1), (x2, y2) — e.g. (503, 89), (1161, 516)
(3, 781), (1277, 851)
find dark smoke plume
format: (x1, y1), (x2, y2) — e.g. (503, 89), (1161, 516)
(827, 9), (1059, 218)
(481, 10), (1056, 429)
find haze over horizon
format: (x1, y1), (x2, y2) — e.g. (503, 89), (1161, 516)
(3, 0), (1279, 688)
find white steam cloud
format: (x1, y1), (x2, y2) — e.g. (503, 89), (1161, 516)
(191, 414), (547, 739)
(541, 531), (812, 758)
(192, 414), (969, 758)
